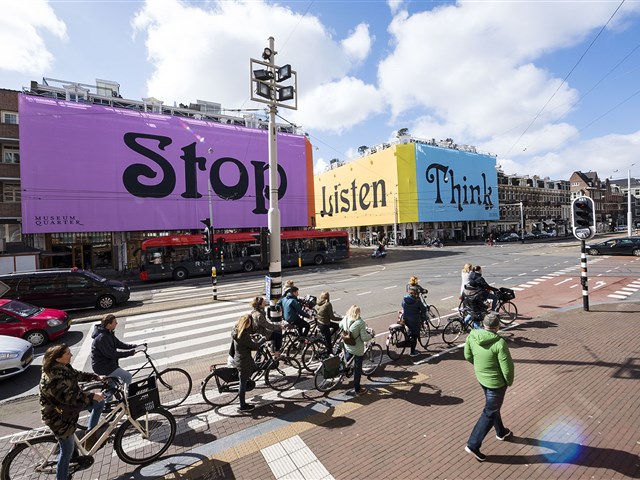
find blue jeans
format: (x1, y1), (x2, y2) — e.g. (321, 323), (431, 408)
(467, 385), (508, 450)
(57, 399), (104, 480)
(345, 352), (364, 392)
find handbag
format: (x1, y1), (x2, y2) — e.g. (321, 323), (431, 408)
(341, 318), (356, 346)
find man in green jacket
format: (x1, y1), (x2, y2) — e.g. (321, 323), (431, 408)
(464, 312), (515, 462)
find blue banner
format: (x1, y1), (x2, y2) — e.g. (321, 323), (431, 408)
(415, 144), (499, 222)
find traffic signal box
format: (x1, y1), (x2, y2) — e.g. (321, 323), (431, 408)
(571, 196), (596, 240)
(201, 219), (212, 252)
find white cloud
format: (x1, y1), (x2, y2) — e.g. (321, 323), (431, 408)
(132, 0), (377, 133)
(341, 23), (372, 63)
(296, 77), (384, 133)
(0, 0), (67, 74)
(377, 2), (636, 156)
(387, 0), (404, 16)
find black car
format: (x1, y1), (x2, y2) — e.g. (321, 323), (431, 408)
(586, 237), (640, 256)
(0, 269), (130, 310)
(497, 233), (520, 242)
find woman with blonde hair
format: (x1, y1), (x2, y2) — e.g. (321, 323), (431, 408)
(460, 263), (473, 296)
(406, 275), (427, 295)
(339, 305), (373, 396)
(232, 314), (263, 412)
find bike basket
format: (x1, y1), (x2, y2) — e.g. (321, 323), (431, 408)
(127, 375), (160, 418)
(321, 355), (341, 379)
(498, 287), (516, 301)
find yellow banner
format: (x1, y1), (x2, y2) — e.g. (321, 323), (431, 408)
(314, 145), (418, 228)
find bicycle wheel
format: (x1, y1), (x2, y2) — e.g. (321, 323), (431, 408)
(1, 435), (58, 480)
(442, 318), (464, 345)
(301, 340), (325, 373)
(200, 371), (240, 407)
(362, 343), (383, 375)
(386, 329), (406, 360)
(419, 320), (431, 349)
(284, 333), (304, 358)
(314, 361), (343, 392)
(498, 301), (518, 325)
(427, 305), (441, 329)
(157, 368), (192, 409)
(114, 408), (176, 465)
(266, 357), (302, 391)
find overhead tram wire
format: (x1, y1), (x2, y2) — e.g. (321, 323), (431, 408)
(502, 0), (627, 159)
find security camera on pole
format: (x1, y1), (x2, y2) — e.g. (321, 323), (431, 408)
(250, 37), (297, 318)
(571, 196), (596, 311)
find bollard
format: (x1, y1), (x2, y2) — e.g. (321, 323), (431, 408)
(298, 254), (302, 268)
(212, 266), (218, 300)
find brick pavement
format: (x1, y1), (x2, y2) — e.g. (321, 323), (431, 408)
(3, 301), (638, 479)
(131, 301), (640, 480)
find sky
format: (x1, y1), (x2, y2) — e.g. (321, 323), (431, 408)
(2, 0), (640, 183)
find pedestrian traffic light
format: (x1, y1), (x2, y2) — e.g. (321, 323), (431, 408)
(571, 196), (595, 240)
(200, 219), (212, 252)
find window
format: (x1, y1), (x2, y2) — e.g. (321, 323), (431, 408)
(1, 111), (18, 124)
(2, 146), (19, 164)
(3, 184), (21, 203)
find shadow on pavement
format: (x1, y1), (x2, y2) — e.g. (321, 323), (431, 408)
(507, 336), (558, 349)
(134, 452), (234, 480)
(491, 436), (640, 478)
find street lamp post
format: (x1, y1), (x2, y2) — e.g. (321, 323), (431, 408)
(613, 163), (635, 237)
(250, 37), (297, 306)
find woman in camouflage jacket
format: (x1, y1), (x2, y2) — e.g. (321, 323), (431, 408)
(40, 344), (105, 480)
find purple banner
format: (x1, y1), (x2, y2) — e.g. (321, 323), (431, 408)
(18, 95), (312, 233)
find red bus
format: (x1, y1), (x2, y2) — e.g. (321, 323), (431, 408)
(138, 230), (350, 281)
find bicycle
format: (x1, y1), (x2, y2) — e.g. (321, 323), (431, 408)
(298, 319), (343, 373)
(442, 310), (495, 345)
(200, 344), (302, 407)
(85, 344), (192, 409)
(314, 331), (383, 392)
(457, 287), (518, 325)
(386, 312), (430, 360)
(1, 376), (176, 479)
(419, 292), (441, 329)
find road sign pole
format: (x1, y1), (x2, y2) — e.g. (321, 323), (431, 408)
(580, 240), (589, 312)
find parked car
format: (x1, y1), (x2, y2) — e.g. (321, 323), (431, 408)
(586, 237), (640, 256)
(522, 232), (536, 240)
(0, 269), (130, 310)
(0, 299), (71, 347)
(497, 232), (520, 242)
(0, 335), (34, 381)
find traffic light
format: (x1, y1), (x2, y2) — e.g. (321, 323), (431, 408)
(200, 219), (211, 252)
(571, 196), (595, 240)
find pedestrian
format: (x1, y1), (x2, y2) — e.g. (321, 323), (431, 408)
(464, 313), (515, 462)
(460, 263), (473, 297)
(250, 296), (282, 358)
(40, 344), (106, 480)
(316, 291), (341, 355)
(402, 286), (427, 356)
(339, 305), (373, 395)
(91, 314), (139, 386)
(232, 314), (264, 412)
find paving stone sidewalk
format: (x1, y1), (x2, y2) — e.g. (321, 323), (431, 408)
(143, 301), (640, 480)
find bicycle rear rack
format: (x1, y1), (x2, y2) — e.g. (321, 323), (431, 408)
(10, 426), (53, 444)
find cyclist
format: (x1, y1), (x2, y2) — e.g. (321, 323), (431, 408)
(402, 286), (427, 357)
(91, 314), (139, 387)
(460, 263), (473, 297)
(406, 275), (427, 295)
(280, 286), (312, 338)
(316, 291), (341, 356)
(467, 266), (499, 311)
(40, 344), (105, 480)
(339, 305), (373, 395)
(250, 296), (282, 358)
(232, 314), (265, 412)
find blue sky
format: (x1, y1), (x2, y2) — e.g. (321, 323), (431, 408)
(2, 0), (640, 182)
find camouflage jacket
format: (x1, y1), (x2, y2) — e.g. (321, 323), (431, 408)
(40, 363), (95, 439)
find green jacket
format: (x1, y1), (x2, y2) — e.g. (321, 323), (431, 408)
(339, 316), (372, 356)
(464, 329), (514, 389)
(40, 363), (95, 439)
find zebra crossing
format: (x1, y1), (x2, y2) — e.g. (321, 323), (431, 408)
(120, 280), (268, 370)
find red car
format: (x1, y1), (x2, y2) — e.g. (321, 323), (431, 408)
(0, 299), (71, 347)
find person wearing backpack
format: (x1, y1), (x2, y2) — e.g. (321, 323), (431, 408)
(339, 305), (373, 396)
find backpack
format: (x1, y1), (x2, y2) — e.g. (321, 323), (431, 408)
(341, 318), (357, 346)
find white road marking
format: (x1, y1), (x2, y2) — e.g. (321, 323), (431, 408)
(554, 279), (572, 286)
(384, 285), (397, 290)
(262, 435), (334, 480)
(357, 291), (371, 296)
